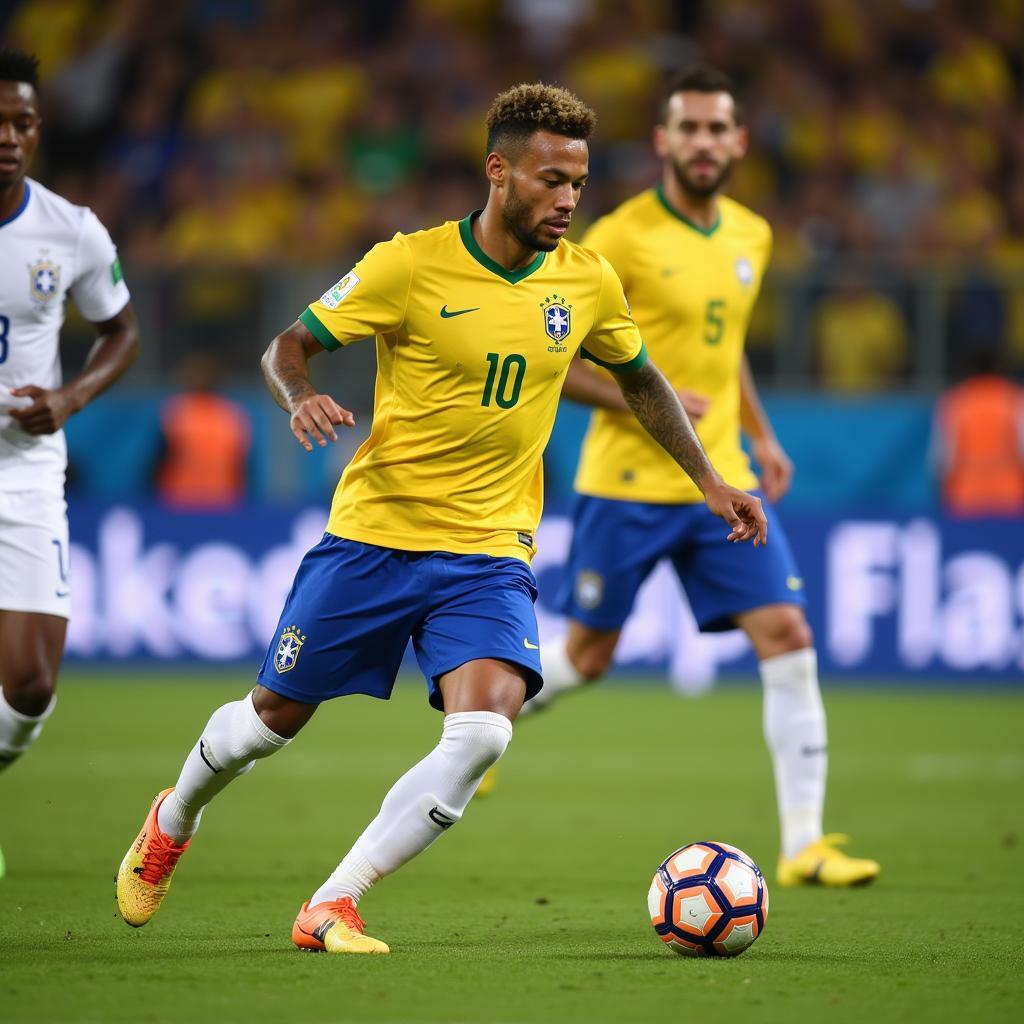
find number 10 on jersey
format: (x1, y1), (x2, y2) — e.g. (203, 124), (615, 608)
(481, 352), (526, 408)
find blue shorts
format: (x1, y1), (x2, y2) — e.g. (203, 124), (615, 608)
(557, 495), (805, 632)
(256, 535), (543, 710)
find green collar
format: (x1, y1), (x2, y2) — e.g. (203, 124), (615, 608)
(654, 184), (721, 237)
(458, 211), (546, 284)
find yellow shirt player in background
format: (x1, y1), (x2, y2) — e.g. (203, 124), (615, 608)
(115, 82), (766, 953)
(525, 66), (880, 889)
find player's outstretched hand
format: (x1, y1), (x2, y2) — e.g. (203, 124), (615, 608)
(289, 393), (355, 452)
(752, 436), (794, 504)
(8, 385), (75, 434)
(703, 481), (767, 547)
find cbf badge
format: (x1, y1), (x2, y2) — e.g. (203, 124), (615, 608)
(575, 570), (605, 611)
(274, 624), (307, 673)
(735, 257), (754, 287)
(541, 294), (572, 352)
(28, 255), (60, 304)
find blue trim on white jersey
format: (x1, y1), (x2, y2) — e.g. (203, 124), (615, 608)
(0, 182), (31, 228)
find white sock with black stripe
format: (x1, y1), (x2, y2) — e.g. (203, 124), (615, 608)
(761, 648), (827, 858)
(156, 692), (290, 843)
(0, 690), (56, 772)
(309, 711), (512, 907)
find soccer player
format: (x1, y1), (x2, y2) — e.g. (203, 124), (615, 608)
(0, 49), (139, 877)
(116, 83), (767, 953)
(527, 67), (879, 888)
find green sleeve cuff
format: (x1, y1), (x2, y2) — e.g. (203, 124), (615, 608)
(299, 307), (340, 351)
(580, 342), (648, 374)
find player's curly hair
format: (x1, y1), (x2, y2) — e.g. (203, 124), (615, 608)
(485, 83), (596, 157)
(0, 48), (40, 91)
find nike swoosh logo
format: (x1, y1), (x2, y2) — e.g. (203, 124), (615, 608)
(440, 304), (480, 318)
(55, 589), (69, 598)
(523, 638), (540, 650)
(199, 739), (222, 774)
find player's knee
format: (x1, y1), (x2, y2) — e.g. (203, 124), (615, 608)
(4, 666), (57, 717)
(779, 612), (813, 653)
(441, 711), (513, 776)
(762, 609), (814, 656)
(202, 697), (289, 771)
(571, 645), (613, 681)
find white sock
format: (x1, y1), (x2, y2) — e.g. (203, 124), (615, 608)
(761, 648), (827, 858)
(521, 638), (585, 714)
(0, 690), (56, 772)
(309, 711), (512, 907)
(157, 692), (290, 843)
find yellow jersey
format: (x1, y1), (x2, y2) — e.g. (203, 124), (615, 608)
(575, 186), (771, 504)
(300, 213), (647, 563)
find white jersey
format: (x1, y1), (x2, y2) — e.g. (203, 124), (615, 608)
(0, 177), (130, 492)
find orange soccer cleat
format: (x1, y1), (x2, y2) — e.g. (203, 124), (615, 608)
(292, 897), (390, 955)
(116, 788), (190, 927)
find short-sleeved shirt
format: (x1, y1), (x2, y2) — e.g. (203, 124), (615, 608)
(576, 187), (771, 504)
(0, 178), (131, 491)
(300, 212), (647, 563)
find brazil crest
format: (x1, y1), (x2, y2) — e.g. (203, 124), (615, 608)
(541, 294), (572, 353)
(274, 625), (306, 673)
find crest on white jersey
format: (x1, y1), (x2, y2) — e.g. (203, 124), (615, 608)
(735, 257), (754, 286)
(28, 255), (60, 304)
(320, 271), (360, 309)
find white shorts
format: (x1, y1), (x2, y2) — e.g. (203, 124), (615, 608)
(0, 489), (71, 619)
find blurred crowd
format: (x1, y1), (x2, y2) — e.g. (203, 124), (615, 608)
(6, 0), (1024, 388)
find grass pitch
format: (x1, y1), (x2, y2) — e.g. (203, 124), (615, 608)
(1, 673), (1022, 1024)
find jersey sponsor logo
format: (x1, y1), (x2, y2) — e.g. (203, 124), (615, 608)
(320, 271), (360, 309)
(28, 255), (60, 304)
(540, 294), (572, 350)
(439, 304), (480, 318)
(110, 257), (123, 286)
(575, 570), (604, 611)
(735, 257), (754, 286)
(274, 624), (307, 673)
(428, 805), (457, 829)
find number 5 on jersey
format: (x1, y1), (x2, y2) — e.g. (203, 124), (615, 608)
(481, 352), (527, 408)
(704, 299), (725, 345)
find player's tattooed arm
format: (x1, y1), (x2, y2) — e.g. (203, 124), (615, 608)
(261, 321), (355, 452)
(614, 361), (768, 546)
(563, 354), (710, 420)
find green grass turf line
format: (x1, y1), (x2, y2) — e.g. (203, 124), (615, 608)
(1, 675), (1022, 1023)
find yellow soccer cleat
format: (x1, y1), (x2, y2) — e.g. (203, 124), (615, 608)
(475, 765), (499, 798)
(292, 898), (390, 954)
(117, 788), (190, 927)
(777, 833), (880, 888)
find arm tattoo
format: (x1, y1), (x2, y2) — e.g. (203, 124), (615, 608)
(263, 336), (317, 413)
(617, 362), (715, 491)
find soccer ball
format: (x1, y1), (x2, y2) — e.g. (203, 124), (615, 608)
(648, 841), (769, 957)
